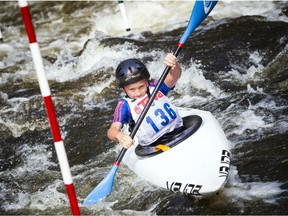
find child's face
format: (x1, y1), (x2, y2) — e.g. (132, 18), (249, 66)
(123, 79), (148, 99)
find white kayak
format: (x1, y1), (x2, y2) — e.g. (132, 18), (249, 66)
(122, 107), (231, 196)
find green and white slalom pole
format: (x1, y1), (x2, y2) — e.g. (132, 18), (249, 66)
(0, 28), (3, 42)
(18, 1), (80, 215)
(118, 0), (131, 31)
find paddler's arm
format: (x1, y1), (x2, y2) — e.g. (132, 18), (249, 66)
(107, 122), (134, 149)
(163, 53), (182, 88)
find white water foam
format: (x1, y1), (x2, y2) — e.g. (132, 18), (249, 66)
(10, 144), (57, 177)
(0, 95), (46, 137)
(1, 144), (60, 212)
(232, 109), (273, 135)
(224, 165), (285, 204)
(89, 1), (282, 36)
(3, 180), (68, 212)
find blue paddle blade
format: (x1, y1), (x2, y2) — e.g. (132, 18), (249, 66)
(83, 164), (119, 205)
(179, 0), (218, 44)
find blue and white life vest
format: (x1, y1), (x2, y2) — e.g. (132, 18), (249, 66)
(123, 86), (183, 146)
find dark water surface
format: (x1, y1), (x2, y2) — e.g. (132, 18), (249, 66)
(0, 1), (288, 215)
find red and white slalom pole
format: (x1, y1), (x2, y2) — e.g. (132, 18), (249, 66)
(18, 1), (80, 215)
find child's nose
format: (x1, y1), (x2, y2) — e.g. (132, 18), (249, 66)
(135, 89), (142, 97)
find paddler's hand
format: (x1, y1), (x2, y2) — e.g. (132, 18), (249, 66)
(164, 53), (178, 69)
(163, 53), (181, 88)
(116, 132), (134, 149)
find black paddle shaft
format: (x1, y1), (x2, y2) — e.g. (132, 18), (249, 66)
(116, 45), (182, 163)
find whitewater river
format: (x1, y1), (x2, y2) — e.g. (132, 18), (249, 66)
(1, 1), (287, 215)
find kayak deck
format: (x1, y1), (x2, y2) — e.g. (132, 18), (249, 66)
(135, 115), (203, 157)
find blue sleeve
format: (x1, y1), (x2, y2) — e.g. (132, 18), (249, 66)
(150, 81), (173, 96)
(112, 99), (131, 124)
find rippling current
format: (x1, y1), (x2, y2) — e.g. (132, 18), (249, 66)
(0, 1), (288, 215)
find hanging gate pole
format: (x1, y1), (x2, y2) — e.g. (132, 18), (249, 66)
(0, 28), (3, 42)
(118, 1), (130, 31)
(18, 1), (80, 215)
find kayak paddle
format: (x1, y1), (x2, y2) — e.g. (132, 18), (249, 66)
(83, 0), (218, 205)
